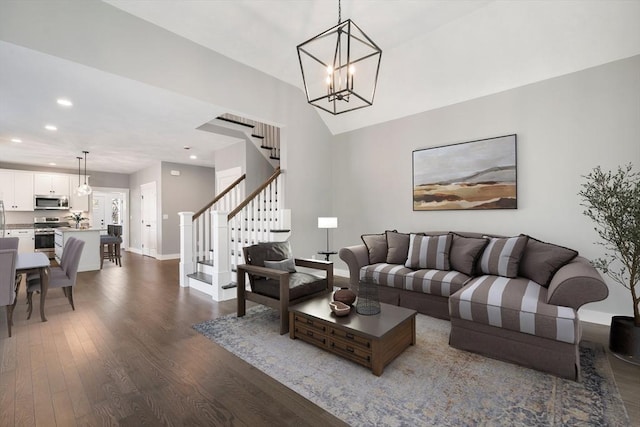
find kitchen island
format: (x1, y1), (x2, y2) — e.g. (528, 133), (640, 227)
(55, 228), (103, 272)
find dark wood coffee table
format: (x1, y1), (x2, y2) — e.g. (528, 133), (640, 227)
(289, 294), (417, 376)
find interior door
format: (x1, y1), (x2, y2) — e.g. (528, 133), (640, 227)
(140, 181), (157, 258)
(92, 194), (106, 230)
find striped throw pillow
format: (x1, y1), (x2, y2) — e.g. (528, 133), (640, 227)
(479, 235), (529, 278)
(404, 233), (452, 270)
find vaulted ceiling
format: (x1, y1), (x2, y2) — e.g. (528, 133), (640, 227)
(1, 0), (639, 173)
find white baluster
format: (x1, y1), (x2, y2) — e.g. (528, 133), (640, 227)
(179, 211), (194, 287)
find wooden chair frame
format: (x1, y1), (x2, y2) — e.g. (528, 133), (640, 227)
(237, 258), (333, 334)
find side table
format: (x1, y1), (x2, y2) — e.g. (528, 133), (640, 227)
(317, 250), (337, 261)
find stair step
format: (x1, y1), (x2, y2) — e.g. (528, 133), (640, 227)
(221, 282), (237, 290)
(187, 272), (212, 284)
(198, 260), (214, 267)
(270, 229), (291, 233)
(270, 156), (281, 160)
(216, 116), (254, 129)
(252, 134), (265, 139)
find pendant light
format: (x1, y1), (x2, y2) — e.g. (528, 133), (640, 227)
(75, 156), (83, 195)
(297, 0), (382, 115)
(76, 151), (92, 196)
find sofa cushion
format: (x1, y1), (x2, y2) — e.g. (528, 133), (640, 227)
(404, 233), (452, 270)
(253, 273), (327, 300)
(519, 235), (578, 287)
(264, 258), (297, 273)
(449, 275), (579, 344)
(450, 233), (489, 276)
(359, 263), (413, 289)
(386, 231), (410, 264)
(405, 269), (471, 297)
(361, 233), (388, 264)
(478, 235), (528, 278)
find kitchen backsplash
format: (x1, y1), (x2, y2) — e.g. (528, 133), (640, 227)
(5, 210), (92, 226)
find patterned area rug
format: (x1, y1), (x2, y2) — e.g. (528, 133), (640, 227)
(193, 306), (630, 426)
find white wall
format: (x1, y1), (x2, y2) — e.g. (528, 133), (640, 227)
(332, 55), (640, 322)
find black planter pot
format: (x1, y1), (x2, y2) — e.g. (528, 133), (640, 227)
(609, 315), (640, 365)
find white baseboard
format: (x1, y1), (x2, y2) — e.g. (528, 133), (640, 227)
(156, 253), (180, 261)
(578, 308), (613, 326)
(124, 248), (179, 260)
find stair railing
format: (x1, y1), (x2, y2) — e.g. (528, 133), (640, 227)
(227, 167), (284, 273)
(192, 174), (246, 262)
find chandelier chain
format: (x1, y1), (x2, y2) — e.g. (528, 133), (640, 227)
(338, 0), (341, 24)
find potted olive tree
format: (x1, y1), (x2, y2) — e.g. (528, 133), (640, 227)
(579, 163), (639, 363)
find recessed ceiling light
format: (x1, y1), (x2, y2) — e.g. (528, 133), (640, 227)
(45, 124), (57, 131)
(190, 155), (197, 160)
(184, 146), (191, 150)
(48, 162), (56, 166)
(11, 138), (22, 143)
(56, 98), (73, 107)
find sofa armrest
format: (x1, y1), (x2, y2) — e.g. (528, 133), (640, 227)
(546, 256), (609, 310)
(339, 245), (370, 289)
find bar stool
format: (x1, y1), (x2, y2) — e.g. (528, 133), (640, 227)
(100, 225), (123, 268)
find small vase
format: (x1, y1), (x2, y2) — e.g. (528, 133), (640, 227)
(75, 222), (80, 229)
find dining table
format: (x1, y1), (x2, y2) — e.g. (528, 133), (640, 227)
(16, 252), (50, 322)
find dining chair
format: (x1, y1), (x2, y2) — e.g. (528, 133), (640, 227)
(0, 248), (18, 337)
(26, 238), (85, 319)
(0, 237), (19, 250)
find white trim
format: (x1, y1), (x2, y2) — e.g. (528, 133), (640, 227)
(156, 253), (180, 260)
(578, 308), (613, 326)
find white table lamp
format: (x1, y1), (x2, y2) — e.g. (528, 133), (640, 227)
(318, 217), (338, 252)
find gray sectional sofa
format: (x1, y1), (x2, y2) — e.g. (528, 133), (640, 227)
(339, 231), (609, 379)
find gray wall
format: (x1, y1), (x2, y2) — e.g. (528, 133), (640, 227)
(245, 141), (275, 194)
(332, 55), (640, 321)
(161, 162), (216, 255)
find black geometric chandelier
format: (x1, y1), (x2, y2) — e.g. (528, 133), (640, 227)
(297, 0), (382, 115)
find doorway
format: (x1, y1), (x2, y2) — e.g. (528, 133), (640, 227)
(92, 188), (129, 249)
(140, 181), (157, 258)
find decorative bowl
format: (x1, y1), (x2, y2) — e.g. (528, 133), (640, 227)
(329, 301), (351, 317)
(333, 288), (356, 305)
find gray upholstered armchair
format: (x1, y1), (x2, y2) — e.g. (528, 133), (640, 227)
(0, 247), (18, 337)
(237, 241), (333, 334)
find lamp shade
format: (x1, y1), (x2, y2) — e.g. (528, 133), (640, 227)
(318, 217), (338, 229)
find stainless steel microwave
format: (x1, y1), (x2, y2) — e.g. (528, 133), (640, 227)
(34, 195), (70, 210)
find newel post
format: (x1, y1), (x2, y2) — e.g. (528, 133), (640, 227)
(212, 210), (231, 290)
(178, 211), (194, 287)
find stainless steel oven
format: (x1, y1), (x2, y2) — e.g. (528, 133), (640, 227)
(34, 217), (69, 259)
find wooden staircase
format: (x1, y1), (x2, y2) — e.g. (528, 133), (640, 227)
(216, 113), (280, 166)
(179, 167), (290, 301)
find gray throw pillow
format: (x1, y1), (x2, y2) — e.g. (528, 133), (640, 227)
(450, 233), (489, 276)
(519, 235), (578, 287)
(361, 233), (388, 264)
(386, 231), (410, 264)
(247, 240), (292, 267)
(404, 233), (452, 270)
(479, 235), (528, 278)
(264, 258), (297, 273)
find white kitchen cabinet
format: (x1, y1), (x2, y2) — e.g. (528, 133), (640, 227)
(5, 228), (35, 253)
(34, 173), (70, 196)
(0, 170), (34, 211)
(68, 174), (90, 212)
(55, 228), (101, 272)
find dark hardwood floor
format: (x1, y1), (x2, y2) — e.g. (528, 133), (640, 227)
(0, 252), (638, 426)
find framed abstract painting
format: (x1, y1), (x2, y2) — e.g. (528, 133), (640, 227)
(412, 134), (517, 211)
